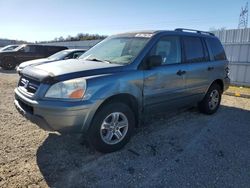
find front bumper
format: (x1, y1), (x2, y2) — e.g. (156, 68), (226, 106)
(16, 66), (22, 74)
(14, 88), (99, 133)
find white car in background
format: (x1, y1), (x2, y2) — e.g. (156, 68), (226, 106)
(17, 49), (87, 73)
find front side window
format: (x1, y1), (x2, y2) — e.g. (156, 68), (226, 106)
(79, 36), (150, 64)
(149, 36), (181, 65)
(23, 45), (36, 53)
(206, 38), (226, 61)
(72, 52), (84, 58)
(183, 37), (205, 63)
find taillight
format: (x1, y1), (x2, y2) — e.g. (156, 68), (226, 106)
(225, 67), (230, 77)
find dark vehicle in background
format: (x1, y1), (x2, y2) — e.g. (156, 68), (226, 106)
(17, 49), (86, 73)
(0, 44), (67, 70)
(0, 44), (21, 52)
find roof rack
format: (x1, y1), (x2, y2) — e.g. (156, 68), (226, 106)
(175, 28), (215, 36)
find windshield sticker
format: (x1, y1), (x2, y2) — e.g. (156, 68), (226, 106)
(135, 33), (153, 38)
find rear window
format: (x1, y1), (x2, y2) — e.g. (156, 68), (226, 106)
(183, 37), (206, 63)
(206, 38), (226, 61)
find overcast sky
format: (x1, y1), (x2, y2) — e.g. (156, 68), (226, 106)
(0, 0), (248, 42)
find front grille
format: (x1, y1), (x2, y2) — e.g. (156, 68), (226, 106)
(18, 76), (40, 94)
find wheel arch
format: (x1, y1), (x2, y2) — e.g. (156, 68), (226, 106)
(82, 93), (141, 135)
(95, 93), (140, 126)
(210, 79), (224, 92)
(1, 56), (18, 68)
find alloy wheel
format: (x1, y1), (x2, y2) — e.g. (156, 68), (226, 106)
(100, 112), (129, 145)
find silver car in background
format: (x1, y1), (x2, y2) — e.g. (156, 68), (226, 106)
(17, 49), (86, 73)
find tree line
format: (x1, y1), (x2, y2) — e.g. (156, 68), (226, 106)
(39, 33), (107, 43)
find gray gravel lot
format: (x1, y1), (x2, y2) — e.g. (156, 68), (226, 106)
(0, 70), (250, 187)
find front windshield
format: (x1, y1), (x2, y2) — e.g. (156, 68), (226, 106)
(79, 36), (150, 64)
(0, 45), (19, 51)
(48, 50), (70, 60)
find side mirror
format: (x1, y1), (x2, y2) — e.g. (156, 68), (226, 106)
(147, 55), (162, 68)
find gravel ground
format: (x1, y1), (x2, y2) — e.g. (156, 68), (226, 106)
(0, 70), (250, 188)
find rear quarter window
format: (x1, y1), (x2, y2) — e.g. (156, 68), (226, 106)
(206, 38), (226, 61)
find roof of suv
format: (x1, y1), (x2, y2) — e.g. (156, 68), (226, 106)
(63, 49), (87, 52)
(116, 28), (216, 38)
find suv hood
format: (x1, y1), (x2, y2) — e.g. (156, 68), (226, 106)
(21, 59), (123, 83)
(19, 58), (51, 69)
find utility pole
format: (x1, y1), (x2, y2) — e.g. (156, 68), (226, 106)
(238, 2), (248, 29)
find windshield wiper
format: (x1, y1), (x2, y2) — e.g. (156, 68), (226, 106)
(85, 58), (112, 64)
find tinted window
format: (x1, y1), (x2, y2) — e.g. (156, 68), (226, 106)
(206, 38), (226, 61)
(149, 36), (181, 65)
(35, 46), (45, 54)
(24, 45), (36, 53)
(183, 37), (205, 63)
(46, 46), (63, 55)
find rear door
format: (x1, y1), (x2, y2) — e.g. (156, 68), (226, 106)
(183, 36), (211, 100)
(143, 35), (188, 113)
(34, 46), (47, 58)
(205, 37), (228, 83)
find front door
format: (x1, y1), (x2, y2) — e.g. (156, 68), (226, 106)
(143, 36), (188, 113)
(17, 45), (43, 62)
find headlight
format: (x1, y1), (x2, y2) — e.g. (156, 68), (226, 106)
(45, 78), (86, 99)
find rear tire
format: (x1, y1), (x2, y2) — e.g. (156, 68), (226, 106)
(198, 83), (222, 115)
(1, 57), (17, 70)
(87, 102), (135, 153)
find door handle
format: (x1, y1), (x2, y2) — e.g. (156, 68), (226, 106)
(176, 70), (186, 76)
(207, 66), (214, 71)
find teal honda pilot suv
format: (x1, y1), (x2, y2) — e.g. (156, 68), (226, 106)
(14, 29), (230, 153)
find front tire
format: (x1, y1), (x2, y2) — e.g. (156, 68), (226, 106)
(87, 102), (135, 153)
(198, 83), (222, 114)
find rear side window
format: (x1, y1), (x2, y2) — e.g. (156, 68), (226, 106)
(206, 38), (226, 61)
(35, 46), (45, 54)
(183, 37), (205, 63)
(46, 46), (62, 55)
